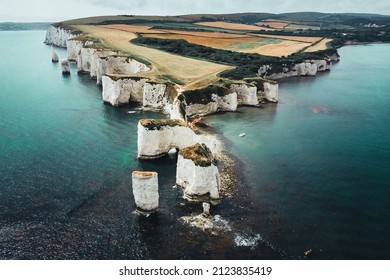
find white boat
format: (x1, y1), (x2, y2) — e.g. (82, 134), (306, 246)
(239, 133), (246, 137)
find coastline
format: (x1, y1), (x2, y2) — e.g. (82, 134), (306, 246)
(43, 23), (341, 207)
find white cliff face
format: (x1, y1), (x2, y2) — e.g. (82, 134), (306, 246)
(67, 39), (92, 61)
(313, 60), (329, 72)
(176, 145), (220, 200)
(184, 92), (238, 117)
(219, 92), (238, 111)
(261, 82), (279, 103)
(296, 62), (318, 76)
(102, 76), (148, 106)
(77, 48), (151, 84)
(230, 84), (259, 106)
(143, 83), (167, 109)
(137, 120), (218, 159)
(77, 47), (95, 73)
(164, 100), (186, 121)
(132, 171), (159, 213)
(44, 25), (75, 47)
(97, 56), (150, 84)
(260, 58), (336, 80)
(101, 77), (185, 119)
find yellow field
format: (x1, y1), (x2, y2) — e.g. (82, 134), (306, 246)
(157, 29), (248, 38)
(195, 21), (270, 31)
(304, 38), (333, 52)
(256, 21), (290, 29)
(256, 19), (320, 31)
(142, 32), (310, 57)
(142, 33), (261, 49)
(74, 25), (233, 89)
(285, 24), (320, 30)
(251, 33), (323, 44)
(103, 24), (166, 34)
(246, 41), (311, 57)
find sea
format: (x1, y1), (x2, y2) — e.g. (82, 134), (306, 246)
(0, 30), (389, 259)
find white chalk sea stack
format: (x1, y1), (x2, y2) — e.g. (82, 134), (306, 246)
(61, 60), (70, 75)
(132, 171), (159, 214)
(176, 143), (220, 201)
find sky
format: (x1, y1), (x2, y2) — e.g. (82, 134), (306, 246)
(0, 0), (389, 22)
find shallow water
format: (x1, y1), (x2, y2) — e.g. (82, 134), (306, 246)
(0, 31), (389, 259)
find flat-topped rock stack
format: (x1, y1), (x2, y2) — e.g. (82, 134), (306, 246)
(137, 119), (218, 160)
(132, 171), (159, 214)
(176, 143), (220, 202)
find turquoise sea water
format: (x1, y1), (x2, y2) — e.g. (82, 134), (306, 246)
(0, 31), (389, 259)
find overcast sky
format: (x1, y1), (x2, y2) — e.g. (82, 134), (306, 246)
(1, 0), (389, 22)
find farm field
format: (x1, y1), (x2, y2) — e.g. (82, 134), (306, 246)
(67, 13), (337, 86)
(304, 38), (333, 52)
(74, 25), (233, 89)
(250, 33), (323, 43)
(141, 32), (309, 56)
(141, 33), (261, 49)
(245, 40), (311, 57)
(102, 24), (324, 57)
(103, 24), (167, 34)
(256, 20), (290, 29)
(256, 19), (320, 30)
(285, 23), (320, 30)
(195, 21), (272, 31)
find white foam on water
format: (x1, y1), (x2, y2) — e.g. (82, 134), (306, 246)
(234, 233), (263, 249)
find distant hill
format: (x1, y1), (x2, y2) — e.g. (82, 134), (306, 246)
(0, 22), (50, 31)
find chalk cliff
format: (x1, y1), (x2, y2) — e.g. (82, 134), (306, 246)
(132, 171), (159, 213)
(258, 53), (339, 80)
(261, 81), (279, 103)
(137, 119), (217, 159)
(179, 86), (238, 117)
(143, 83), (167, 109)
(44, 25), (75, 48)
(183, 92), (238, 117)
(230, 84), (259, 106)
(102, 76), (148, 106)
(176, 144), (220, 201)
(76, 45), (150, 85)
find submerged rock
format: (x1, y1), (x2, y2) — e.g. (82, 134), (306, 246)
(132, 171), (159, 214)
(181, 208), (232, 236)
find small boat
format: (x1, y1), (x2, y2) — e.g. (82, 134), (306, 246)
(239, 133), (246, 137)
